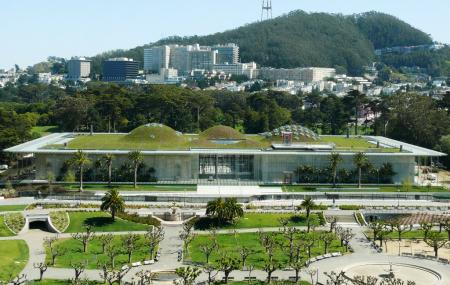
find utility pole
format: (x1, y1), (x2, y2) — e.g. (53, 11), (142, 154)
(261, 0), (273, 21)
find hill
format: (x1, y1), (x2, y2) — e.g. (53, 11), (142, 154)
(88, 10), (433, 75)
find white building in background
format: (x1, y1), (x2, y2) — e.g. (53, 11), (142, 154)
(144, 46), (171, 73)
(146, 68), (180, 84)
(37, 73), (63, 84)
(67, 57), (91, 80)
(213, 62), (258, 79)
(260, 67), (336, 83)
(212, 43), (239, 64)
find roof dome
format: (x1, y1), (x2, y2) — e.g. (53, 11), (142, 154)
(126, 123), (184, 142)
(261, 125), (319, 141)
(200, 125), (245, 140)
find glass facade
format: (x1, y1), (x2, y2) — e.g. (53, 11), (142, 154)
(199, 155), (254, 180)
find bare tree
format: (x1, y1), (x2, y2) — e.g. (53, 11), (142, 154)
(146, 226), (165, 259)
(424, 231), (448, 258)
(258, 230), (277, 263)
(105, 244), (120, 268)
(179, 223), (196, 258)
(33, 262), (48, 281)
(203, 264), (218, 285)
(324, 271), (348, 285)
(321, 232), (336, 254)
(98, 233), (114, 254)
(338, 228), (355, 252)
(216, 254), (240, 284)
(71, 225), (95, 253)
(136, 269), (158, 285)
(238, 246), (253, 270)
(290, 240), (305, 283)
(122, 232), (139, 263)
(9, 274), (27, 285)
(305, 268), (318, 285)
(329, 216), (338, 233)
(49, 245), (65, 266)
(419, 223), (433, 240)
(199, 239), (218, 264)
(280, 226), (299, 263)
(263, 259), (279, 284)
(70, 261), (87, 283)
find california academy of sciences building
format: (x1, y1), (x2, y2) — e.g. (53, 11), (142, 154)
(5, 124), (446, 185)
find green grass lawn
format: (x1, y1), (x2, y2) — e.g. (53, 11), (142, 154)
(65, 212), (149, 233)
(193, 213), (324, 230)
(31, 126), (59, 137)
(189, 232), (344, 268)
(369, 230), (449, 240)
(46, 235), (151, 270)
(64, 183), (197, 192)
(0, 215), (14, 237)
(282, 185), (448, 193)
(0, 205), (28, 212)
(0, 240), (29, 282)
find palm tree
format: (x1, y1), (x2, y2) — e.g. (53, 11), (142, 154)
(128, 150), (143, 188)
(206, 198), (243, 224)
(354, 152), (369, 188)
(300, 197), (316, 232)
(224, 198), (244, 222)
(70, 150), (90, 192)
(102, 153), (114, 186)
(100, 188), (125, 221)
(206, 198), (226, 223)
(329, 152), (342, 188)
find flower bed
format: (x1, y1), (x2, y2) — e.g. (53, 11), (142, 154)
(4, 213), (25, 234)
(49, 211), (70, 232)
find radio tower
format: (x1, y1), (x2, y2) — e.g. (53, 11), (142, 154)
(261, 0), (273, 21)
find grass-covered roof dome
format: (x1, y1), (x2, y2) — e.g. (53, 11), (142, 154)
(126, 123), (183, 142)
(261, 125), (319, 141)
(200, 125), (245, 140)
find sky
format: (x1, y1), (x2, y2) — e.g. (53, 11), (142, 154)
(1, 0), (449, 70)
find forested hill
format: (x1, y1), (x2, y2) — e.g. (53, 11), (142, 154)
(89, 11), (433, 75)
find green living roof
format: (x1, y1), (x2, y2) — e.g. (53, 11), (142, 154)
(50, 124), (400, 152)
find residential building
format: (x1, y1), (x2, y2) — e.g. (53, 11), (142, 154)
(67, 57), (91, 80)
(102, 58), (139, 82)
(260, 67), (336, 83)
(143, 46), (170, 73)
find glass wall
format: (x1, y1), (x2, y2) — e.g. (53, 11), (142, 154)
(199, 155), (254, 180)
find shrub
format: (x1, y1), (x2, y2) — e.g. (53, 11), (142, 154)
(4, 213), (25, 234)
(49, 211), (70, 232)
(339, 205), (364, 210)
(116, 212), (161, 227)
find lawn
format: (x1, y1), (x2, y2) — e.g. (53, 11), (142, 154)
(282, 185), (448, 193)
(65, 211), (149, 233)
(46, 235), (151, 270)
(0, 240), (29, 282)
(0, 204), (28, 212)
(371, 230), (449, 240)
(188, 232), (344, 268)
(31, 126), (59, 137)
(225, 282), (311, 285)
(193, 213), (324, 230)
(64, 183), (197, 192)
(27, 280), (102, 285)
(0, 215), (14, 237)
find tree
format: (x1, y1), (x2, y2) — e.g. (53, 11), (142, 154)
(98, 233), (114, 254)
(70, 261), (86, 283)
(329, 152), (342, 188)
(145, 226), (165, 259)
(238, 246), (253, 270)
(216, 254), (240, 284)
(337, 228), (355, 252)
(299, 197), (316, 232)
(419, 223), (433, 240)
(324, 271), (347, 285)
(179, 222), (196, 258)
(424, 231), (448, 258)
(258, 230), (277, 262)
(174, 266), (201, 285)
(69, 150), (90, 191)
(290, 240), (305, 283)
(45, 237), (64, 265)
(8, 274), (27, 285)
(263, 259), (279, 284)
(280, 226), (299, 263)
(321, 232), (336, 254)
(105, 244), (120, 268)
(122, 233), (139, 263)
(135, 270), (158, 285)
(102, 153), (114, 186)
(206, 198), (243, 224)
(354, 152), (369, 188)
(71, 225), (95, 253)
(389, 220), (410, 242)
(203, 264), (218, 285)
(128, 150), (143, 188)
(100, 188), (125, 221)
(443, 219), (450, 240)
(33, 263), (48, 281)
(199, 232), (218, 264)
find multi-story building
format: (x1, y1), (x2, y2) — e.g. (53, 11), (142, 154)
(102, 58), (139, 82)
(213, 62), (258, 79)
(260, 67), (336, 83)
(212, 43), (239, 64)
(189, 47), (217, 71)
(67, 57), (91, 80)
(143, 46), (170, 73)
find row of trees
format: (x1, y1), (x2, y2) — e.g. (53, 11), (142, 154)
(298, 152), (396, 187)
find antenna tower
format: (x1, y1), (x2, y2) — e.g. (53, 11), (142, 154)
(261, 0), (273, 21)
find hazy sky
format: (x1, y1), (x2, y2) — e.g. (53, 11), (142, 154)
(1, 0), (449, 69)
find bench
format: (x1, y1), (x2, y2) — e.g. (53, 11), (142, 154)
(132, 262), (142, 267)
(144, 260), (155, 265)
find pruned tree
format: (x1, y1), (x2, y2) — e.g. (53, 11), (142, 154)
(33, 262), (48, 281)
(122, 232), (139, 263)
(303, 233), (316, 258)
(321, 232), (336, 254)
(424, 231), (448, 258)
(44, 236), (64, 265)
(136, 269), (158, 285)
(290, 239), (305, 283)
(238, 246), (253, 270)
(280, 226), (299, 263)
(305, 268), (318, 285)
(258, 230), (277, 263)
(70, 261), (87, 283)
(174, 266), (201, 285)
(216, 254), (240, 284)
(71, 224), (95, 252)
(105, 243), (120, 268)
(9, 274), (27, 285)
(389, 220), (410, 242)
(419, 223), (433, 240)
(199, 237), (218, 264)
(352, 275), (379, 285)
(145, 226), (165, 259)
(98, 263), (115, 285)
(337, 228), (355, 252)
(324, 271), (348, 285)
(203, 264), (218, 285)
(98, 233), (114, 254)
(179, 223), (196, 258)
(263, 259), (279, 284)
(329, 216), (338, 233)
(444, 218), (450, 241)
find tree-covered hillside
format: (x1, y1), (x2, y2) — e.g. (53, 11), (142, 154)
(86, 11), (433, 75)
